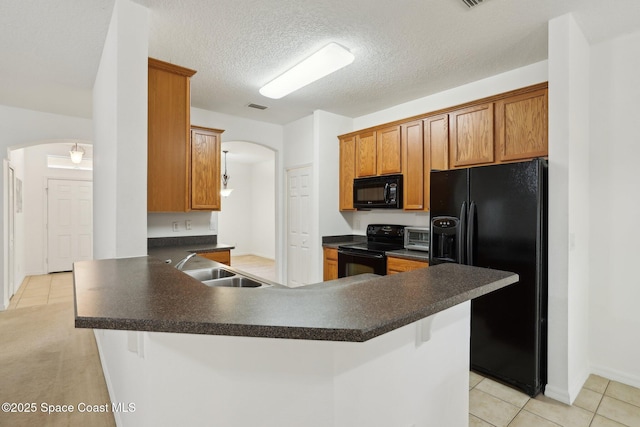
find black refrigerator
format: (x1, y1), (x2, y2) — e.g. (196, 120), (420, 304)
(429, 159), (548, 397)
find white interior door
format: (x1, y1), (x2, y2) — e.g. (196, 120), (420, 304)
(286, 166), (312, 287)
(47, 179), (93, 272)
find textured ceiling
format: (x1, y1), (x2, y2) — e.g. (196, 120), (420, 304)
(1, 0), (640, 124)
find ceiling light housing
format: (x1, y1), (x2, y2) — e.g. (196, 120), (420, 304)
(259, 42), (355, 99)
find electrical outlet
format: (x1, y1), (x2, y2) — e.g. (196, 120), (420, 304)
(185, 220), (192, 230)
(172, 221), (179, 232)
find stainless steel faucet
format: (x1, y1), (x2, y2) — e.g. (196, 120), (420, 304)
(175, 253), (197, 270)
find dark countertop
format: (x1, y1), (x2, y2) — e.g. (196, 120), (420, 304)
(73, 254), (518, 342)
(386, 249), (430, 262)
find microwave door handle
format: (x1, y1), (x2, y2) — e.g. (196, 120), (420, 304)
(383, 183), (390, 203)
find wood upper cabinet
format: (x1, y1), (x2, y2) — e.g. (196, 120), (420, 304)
(387, 256), (428, 275)
(355, 126), (401, 178)
(148, 58), (196, 212)
(425, 114), (449, 171)
(190, 126), (223, 210)
(495, 88), (548, 162)
(376, 125), (402, 175)
(401, 120), (426, 210)
(339, 136), (356, 211)
(323, 247), (338, 281)
(355, 131), (377, 177)
(449, 103), (495, 168)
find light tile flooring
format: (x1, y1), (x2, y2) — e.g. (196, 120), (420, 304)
(231, 254), (277, 282)
(7, 272), (74, 310)
(470, 371), (640, 427)
(8, 269), (640, 427)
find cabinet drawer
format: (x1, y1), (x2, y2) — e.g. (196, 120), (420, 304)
(387, 256), (428, 275)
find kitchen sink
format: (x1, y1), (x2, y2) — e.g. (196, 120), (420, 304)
(202, 277), (271, 288)
(184, 267), (236, 281)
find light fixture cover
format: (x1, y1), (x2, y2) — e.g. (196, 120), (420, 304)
(259, 42), (355, 99)
(69, 143), (84, 164)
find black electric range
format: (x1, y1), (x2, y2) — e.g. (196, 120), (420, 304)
(337, 224), (405, 277)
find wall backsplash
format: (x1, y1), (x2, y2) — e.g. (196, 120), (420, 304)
(147, 211), (218, 238)
(350, 211), (430, 234)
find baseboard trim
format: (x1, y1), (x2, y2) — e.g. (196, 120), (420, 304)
(544, 384), (571, 404)
(591, 364), (640, 389)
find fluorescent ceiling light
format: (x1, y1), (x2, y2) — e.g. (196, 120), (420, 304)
(259, 42), (355, 99)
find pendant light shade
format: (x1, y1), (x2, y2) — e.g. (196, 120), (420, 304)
(221, 150), (233, 197)
(69, 142), (85, 164)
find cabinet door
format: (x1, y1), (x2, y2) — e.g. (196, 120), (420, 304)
(387, 256), (428, 274)
(376, 125), (402, 175)
(199, 250), (231, 266)
(449, 103), (494, 168)
(425, 114), (449, 171)
(339, 136), (356, 211)
(190, 127), (222, 210)
(495, 88), (548, 162)
(323, 247), (338, 281)
(355, 131), (377, 177)
(402, 121), (424, 210)
(148, 60), (194, 212)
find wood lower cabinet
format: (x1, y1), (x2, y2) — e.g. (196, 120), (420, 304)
(323, 247), (338, 281)
(387, 256), (428, 275)
(495, 88), (548, 162)
(148, 58), (196, 212)
(339, 136), (356, 211)
(449, 103), (495, 168)
(198, 250), (231, 266)
(190, 126), (223, 210)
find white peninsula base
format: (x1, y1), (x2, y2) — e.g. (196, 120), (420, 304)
(94, 301), (471, 427)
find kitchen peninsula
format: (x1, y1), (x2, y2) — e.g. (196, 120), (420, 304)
(74, 255), (517, 426)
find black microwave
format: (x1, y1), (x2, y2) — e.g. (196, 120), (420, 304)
(353, 175), (403, 209)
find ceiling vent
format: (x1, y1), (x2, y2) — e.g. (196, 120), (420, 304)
(247, 103), (268, 110)
(461, 0), (483, 7)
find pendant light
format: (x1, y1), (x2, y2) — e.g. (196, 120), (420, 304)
(69, 142), (85, 164)
(220, 150), (233, 197)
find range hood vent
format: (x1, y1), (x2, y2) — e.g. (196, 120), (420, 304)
(461, 0), (483, 7)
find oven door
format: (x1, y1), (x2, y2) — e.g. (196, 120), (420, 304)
(337, 249), (387, 278)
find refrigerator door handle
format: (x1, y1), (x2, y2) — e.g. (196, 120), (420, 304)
(458, 201), (467, 264)
(467, 201), (476, 266)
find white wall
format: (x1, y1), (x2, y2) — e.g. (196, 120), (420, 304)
(0, 105), (92, 309)
(546, 14), (592, 404)
(147, 212), (217, 238)
(92, 0), (148, 260)
(21, 143), (92, 275)
(218, 161), (253, 254)
(251, 159), (275, 259)
(588, 30), (640, 388)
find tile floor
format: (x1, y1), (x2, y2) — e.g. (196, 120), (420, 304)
(470, 371), (640, 427)
(7, 272), (74, 310)
(8, 272), (640, 427)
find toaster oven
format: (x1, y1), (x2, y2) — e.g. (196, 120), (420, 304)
(404, 226), (430, 252)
